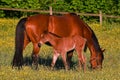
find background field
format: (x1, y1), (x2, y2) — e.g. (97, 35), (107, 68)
(0, 18), (120, 80)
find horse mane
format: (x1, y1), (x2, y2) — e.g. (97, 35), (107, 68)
(69, 13), (77, 15)
(48, 32), (62, 38)
(89, 27), (101, 52)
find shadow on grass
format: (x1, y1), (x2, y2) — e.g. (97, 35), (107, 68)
(23, 56), (76, 70)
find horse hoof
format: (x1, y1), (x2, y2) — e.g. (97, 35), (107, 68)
(12, 65), (23, 70)
(31, 63), (39, 70)
(12, 62), (23, 70)
(50, 67), (55, 71)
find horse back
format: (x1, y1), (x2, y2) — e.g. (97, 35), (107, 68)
(48, 14), (83, 37)
(26, 14), (49, 32)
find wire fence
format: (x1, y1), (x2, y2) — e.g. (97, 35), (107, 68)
(0, 7), (120, 26)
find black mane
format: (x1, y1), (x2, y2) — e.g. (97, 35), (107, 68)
(48, 32), (62, 38)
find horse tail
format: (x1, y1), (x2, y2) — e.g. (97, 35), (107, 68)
(12, 18), (27, 68)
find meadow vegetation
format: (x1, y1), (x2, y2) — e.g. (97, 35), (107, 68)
(0, 18), (120, 80)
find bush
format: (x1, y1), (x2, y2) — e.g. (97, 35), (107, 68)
(0, 0), (120, 22)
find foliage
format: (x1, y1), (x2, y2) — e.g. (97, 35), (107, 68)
(51, 0), (71, 12)
(0, 0), (120, 18)
(0, 18), (120, 80)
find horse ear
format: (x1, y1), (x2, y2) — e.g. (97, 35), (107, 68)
(100, 48), (105, 53)
(101, 48), (105, 53)
(102, 49), (105, 52)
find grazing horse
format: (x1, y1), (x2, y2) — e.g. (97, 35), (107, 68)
(12, 13), (104, 70)
(39, 32), (86, 71)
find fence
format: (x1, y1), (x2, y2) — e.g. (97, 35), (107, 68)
(0, 7), (120, 26)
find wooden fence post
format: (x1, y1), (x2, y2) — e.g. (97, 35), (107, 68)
(49, 6), (52, 15)
(99, 10), (102, 27)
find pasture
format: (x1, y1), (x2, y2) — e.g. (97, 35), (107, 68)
(0, 18), (120, 80)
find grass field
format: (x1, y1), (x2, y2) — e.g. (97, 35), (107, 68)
(0, 18), (120, 80)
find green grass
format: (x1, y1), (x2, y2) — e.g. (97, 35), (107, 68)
(0, 18), (120, 80)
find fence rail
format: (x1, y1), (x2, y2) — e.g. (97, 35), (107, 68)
(0, 7), (120, 26)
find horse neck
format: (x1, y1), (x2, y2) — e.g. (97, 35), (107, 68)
(46, 33), (60, 47)
(84, 25), (101, 53)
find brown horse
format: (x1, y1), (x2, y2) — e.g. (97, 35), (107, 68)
(39, 32), (86, 71)
(12, 13), (104, 70)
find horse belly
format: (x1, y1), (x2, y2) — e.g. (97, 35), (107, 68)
(48, 16), (74, 37)
(62, 39), (75, 52)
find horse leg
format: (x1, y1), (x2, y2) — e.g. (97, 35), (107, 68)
(31, 43), (40, 70)
(67, 50), (74, 68)
(80, 54), (86, 72)
(61, 52), (69, 70)
(76, 48), (86, 72)
(75, 39), (86, 72)
(51, 50), (60, 70)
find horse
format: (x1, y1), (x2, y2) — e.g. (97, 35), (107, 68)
(39, 32), (86, 71)
(12, 13), (104, 70)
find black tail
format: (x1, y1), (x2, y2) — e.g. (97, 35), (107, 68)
(12, 18), (27, 69)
